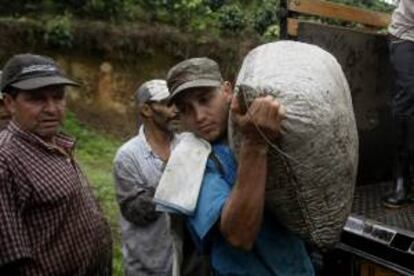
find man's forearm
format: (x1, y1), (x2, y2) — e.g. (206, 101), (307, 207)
(120, 191), (160, 226)
(220, 140), (268, 250)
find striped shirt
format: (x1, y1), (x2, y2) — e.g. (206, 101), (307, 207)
(0, 103), (9, 130)
(0, 121), (112, 275)
(113, 126), (179, 276)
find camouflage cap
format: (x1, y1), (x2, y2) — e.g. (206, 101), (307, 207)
(166, 57), (223, 101)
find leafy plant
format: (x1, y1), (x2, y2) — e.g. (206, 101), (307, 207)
(253, 0), (279, 35)
(44, 13), (73, 48)
(204, 0), (226, 11)
(218, 4), (246, 34)
(82, 0), (134, 20)
(263, 24), (280, 40)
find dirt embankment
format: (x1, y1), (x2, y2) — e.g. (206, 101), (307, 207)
(0, 18), (260, 138)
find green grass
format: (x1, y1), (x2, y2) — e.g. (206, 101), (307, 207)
(63, 112), (124, 276)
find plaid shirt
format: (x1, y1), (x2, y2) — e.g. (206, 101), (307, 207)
(0, 104), (9, 130)
(0, 121), (112, 275)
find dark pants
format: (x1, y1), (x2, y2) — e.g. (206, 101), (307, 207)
(389, 38), (414, 192)
(390, 38), (414, 116)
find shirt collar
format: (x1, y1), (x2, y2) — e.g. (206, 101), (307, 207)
(7, 120), (76, 154)
(138, 125), (154, 159)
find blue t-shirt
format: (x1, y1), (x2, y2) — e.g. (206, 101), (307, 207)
(187, 143), (315, 276)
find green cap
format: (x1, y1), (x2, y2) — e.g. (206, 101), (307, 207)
(167, 57), (223, 101)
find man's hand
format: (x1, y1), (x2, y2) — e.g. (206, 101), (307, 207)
(120, 186), (160, 225)
(231, 94), (285, 147)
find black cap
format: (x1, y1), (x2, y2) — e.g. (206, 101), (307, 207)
(1, 53), (79, 93)
(167, 57), (223, 102)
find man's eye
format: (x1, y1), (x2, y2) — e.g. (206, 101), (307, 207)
(178, 105), (190, 115)
(27, 96), (44, 102)
(52, 95), (65, 100)
(178, 107), (187, 114)
(199, 96), (209, 105)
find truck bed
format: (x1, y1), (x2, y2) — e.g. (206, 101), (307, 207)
(352, 182), (414, 232)
(338, 182), (414, 274)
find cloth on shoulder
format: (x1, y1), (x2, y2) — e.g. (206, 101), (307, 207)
(154, 132), (211, 215)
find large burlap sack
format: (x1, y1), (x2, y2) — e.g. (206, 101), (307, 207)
(229, 41), (359, 249)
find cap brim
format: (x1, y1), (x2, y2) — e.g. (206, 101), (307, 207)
(11, 76), (80, 90)
(169, 79), (221, 102)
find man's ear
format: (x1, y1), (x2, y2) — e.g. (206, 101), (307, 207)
(140, 103), (153, 118)
(222, 81), (234, 103)
(3, 94), (16, 116)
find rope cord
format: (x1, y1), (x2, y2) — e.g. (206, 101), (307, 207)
(239, 89), (312, 170)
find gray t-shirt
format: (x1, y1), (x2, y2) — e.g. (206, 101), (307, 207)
(113, 126), (180, 276)
(389, 0), (414, 42)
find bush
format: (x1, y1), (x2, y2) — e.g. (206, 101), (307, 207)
(262, 24), (280, 40)
(44, 13), (73, 48)
(82, 0), (134, 21)
(204, 0), (226, 11)
(253, 0), (279, 35)
(218, 4), (246, 34)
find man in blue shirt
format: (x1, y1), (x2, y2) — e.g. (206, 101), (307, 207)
(166, 57), (314, 275)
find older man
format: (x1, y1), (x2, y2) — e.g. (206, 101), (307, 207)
(0, 53), (112, 275)
(113, 80), (179, 275)
(166, 57), (314, 275)
(0, 70), (10, 130)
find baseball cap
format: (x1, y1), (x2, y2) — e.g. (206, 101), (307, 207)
(166, 57), (223, 101)
(136, 79), (170, 104)
(0, 53), (79, 93)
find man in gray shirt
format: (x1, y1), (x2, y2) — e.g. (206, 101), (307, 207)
(384, 0), (414, 208)
(113, 80), (178, 275)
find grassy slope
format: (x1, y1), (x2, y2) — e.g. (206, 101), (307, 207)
(63, 112), (124, 276)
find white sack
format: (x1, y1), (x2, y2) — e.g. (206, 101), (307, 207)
(229, 41), (359, 249)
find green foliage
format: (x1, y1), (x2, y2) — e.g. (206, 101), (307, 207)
(44, 13), (73, 48)
(262, 24), (280, 40)
(63, 112), (123, 276)
(218, 4), (246, 34)
(166, 0), (210, 29)
(63, 112), (121, 164)
(0, 0), (397, 39)
(82, 0), (135, 21)
(204, 0), (226, 11)
(253, 0), (279, 35)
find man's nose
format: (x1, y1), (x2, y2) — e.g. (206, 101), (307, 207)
(194, 105), (207, 123)
(169, 105), (179, 118)
(43, 98), (60, 113)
